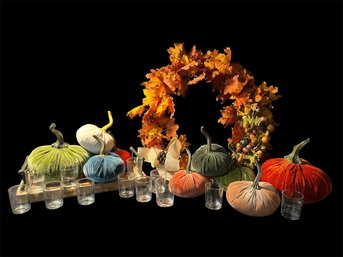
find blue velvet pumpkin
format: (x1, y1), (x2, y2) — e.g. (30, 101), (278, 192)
(83, 135), (125, 182)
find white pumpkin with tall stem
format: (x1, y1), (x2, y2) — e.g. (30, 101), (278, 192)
(76, 111), (115, 154)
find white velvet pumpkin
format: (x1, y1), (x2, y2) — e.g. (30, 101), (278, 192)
(77, 124), (114, 154)
(76, 111), (115, 154)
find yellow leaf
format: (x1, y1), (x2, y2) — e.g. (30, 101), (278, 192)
(127, 105), (145, 118)
(168, 43), (185, 63)
(142, 88), (159, 107)
(156, 96), (171, 116)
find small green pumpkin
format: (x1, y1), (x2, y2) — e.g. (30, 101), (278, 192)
(215, 164), (255, 190)
(83, 135), (125, 182)
(27, 123), (91, 179)
(191, 126), (233, 176)
(214, 145), (255, 190)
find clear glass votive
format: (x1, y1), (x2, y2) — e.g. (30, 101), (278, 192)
(135, 176), (152, 203)
(205, 182), (224, 210)
(43, 180), (64, 210)
(77, 177), (95, 206)
(118, 172), (135, 198)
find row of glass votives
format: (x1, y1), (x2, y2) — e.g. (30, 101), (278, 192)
(8, 177), (95, 214)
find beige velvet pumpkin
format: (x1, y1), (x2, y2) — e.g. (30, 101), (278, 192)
(226, 157), (280, 217)
(76, 111), (115, 154)
(169, 148), (209, 198)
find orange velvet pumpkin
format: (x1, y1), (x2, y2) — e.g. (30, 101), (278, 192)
(260, 138), (332, 204)
(226, 157), (280, 217)
(169, 148), (210, 198)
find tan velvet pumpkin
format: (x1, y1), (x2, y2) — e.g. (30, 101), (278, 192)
(226, 157), (280, 217)
(169, 148), (210, 198)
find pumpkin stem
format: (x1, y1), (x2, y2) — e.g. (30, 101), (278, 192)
(284, 138), (310, 164)
(200, 126), (212, 153)
(93, 135), (105, 156)
(101, 110), (113, 132)
(227, 144), (238, 160)
(50, 123), (68, 148)
(252, 157), (262, 189)
(185, 148), (192, 173)
(129, 146), (140, 157)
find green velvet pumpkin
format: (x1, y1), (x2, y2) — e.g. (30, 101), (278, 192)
(27, 123), (91, 180)
(215, 164), (255, 190)
(83, 135), (125, 182)
(191, 126), (233, 176)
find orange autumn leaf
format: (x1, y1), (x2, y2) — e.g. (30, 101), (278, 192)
(187, 72), (206, 85)
(218, 105), (239, 127)
(156, 96), (174, 117)
(230, 121), (246, 145)
(127, 105), (145, 118)
(168, 43), (186, 63)
(223, 75), (244, 96)
(178, 134), (191, 152)
(179, 152), (188, 170)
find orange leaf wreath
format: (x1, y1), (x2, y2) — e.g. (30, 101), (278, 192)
(127, 43), (280, 168)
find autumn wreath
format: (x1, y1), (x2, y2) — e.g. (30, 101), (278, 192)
(127, 43), (280, 169)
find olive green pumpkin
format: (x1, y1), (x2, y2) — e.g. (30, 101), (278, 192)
(191, 126), (233, 176)
(215, 164), (255, 190)
(28, 123), (91, 179)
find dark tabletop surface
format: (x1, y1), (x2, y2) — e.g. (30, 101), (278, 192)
(1, 1), (342, 256)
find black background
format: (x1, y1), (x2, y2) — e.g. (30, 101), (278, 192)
(1, 1), (342, 256)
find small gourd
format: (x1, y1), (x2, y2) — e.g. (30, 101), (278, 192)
(169, 148), (210, 198)
(226, 157), (281, 217)
(83, 135), (125, 182)
(191, 126), (233, 176)
(260, 138), (332, 204)
(76, 111), (115, 154)
(27, 123), (91, 179)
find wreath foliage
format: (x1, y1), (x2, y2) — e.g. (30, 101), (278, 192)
(128, 43), (280, 168)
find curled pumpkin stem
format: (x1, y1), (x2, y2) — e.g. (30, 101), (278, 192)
(93, 135), (105, 156)
(101, 110), (113, 132)
(252, 157), (262, 189)
(200, 126), (212, 153)
(185, 148), (192, 173)
(50, 123), (68, 148)
(284, 138), (310, 164)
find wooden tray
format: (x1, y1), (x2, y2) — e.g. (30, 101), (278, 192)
(16, 179), (118, 203)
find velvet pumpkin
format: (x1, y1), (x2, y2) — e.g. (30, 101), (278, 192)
(226, 157), (281, 217)
(76, 111), (115, 154)
(83, 135), (125, 182)
(28, 123), (91, 179)
(215, 164), (255, 190)
(107, 131), (131, 167)
(191, 126), (233, 176)
(169, 148), (209, 198)
(260, 138), (332, 204)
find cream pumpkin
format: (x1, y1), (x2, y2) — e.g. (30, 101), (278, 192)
(76, 111), (115, 154)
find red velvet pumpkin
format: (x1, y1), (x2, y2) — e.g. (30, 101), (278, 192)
(169, 148), (210, 198)
(261, 138), (332, 204)
(114, 148), (131, 167)
(108, 131), (131, 167)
